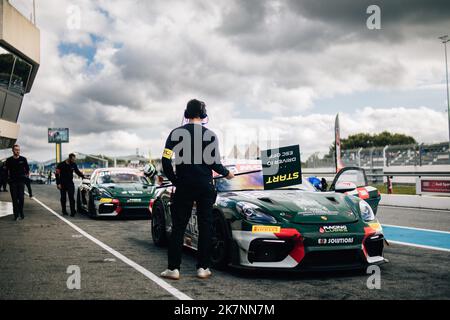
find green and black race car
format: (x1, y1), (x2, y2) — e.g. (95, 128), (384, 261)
(77, 168), (156, 218)
(150, 164), (386, 271)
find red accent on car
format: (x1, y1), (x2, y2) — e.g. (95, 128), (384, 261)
(112, 199), (122, 215)
(362, 226), (376, 259)
(357, 187), (370, 200)
(275, 228), (305, 263)
(149, 199), (155, 213)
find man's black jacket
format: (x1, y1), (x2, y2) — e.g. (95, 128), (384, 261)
(162, 123), (229, 186)
(56, 161), (84, 187)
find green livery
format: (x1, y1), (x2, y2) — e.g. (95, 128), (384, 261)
(150, 166), (386, 271)
(77, 168), (156, 218)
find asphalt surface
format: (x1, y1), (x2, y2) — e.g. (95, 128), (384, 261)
(0, 185), (449, 300)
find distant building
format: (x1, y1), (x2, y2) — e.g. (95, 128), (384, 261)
(0, 0), (40, 149)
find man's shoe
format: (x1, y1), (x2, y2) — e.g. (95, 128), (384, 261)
(19, 216), (24, 220)
(197, 268), (212, 279)
(62, 212), (68, 216)
(13, 217), (19, 221)
(161, 269), (180, 280)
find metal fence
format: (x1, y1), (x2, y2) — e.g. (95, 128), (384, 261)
(304, 142), (450, 169)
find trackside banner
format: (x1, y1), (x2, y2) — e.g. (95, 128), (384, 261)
(260, 145), (302, 190)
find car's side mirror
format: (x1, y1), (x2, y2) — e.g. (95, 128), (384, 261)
(335, 182), (357, 193)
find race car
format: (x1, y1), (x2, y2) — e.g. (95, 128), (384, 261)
(150, 165), (386, 271)
(77, 167), (156, 218)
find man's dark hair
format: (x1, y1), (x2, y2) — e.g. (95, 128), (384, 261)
(185, 99), (207, 119)
(12, 144), (19, 151)
(69, 153), (76, 159)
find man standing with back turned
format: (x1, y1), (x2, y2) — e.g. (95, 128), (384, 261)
(55, 153), (85, 217)
(5, 145), (30, 221)
(160, 99), (234, 280)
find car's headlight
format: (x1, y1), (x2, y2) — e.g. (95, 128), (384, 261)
(236, 202), (278, 224)
(359, 200), (375, 222)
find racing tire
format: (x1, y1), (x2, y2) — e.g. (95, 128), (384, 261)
(76, 189), (84, 214)
(211, 210), (231, 270)
(88, 193), (97, 218)
(151, 200), (168, 247)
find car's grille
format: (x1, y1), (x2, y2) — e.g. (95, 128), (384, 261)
(300, 249), (363, 268)
(248, 239), (295, 263)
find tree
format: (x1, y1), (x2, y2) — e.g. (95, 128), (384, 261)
(328, 131), (417, 156)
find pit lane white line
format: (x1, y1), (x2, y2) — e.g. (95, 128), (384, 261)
(382, 224), (450, 234)
(387, 240), (450, 253)
(30, 195), (192, 301)
(379, 205), (450, 213)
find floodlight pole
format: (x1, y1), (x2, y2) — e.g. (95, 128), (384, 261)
(440, 35), (450, 151)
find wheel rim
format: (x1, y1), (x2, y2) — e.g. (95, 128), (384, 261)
(152, 206), (164, 241)
(211, 217), (226, 262)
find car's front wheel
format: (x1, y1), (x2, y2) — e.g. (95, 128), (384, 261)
(88, 193), (97, 218)
(152, 200), (168, 247)
(211, 210), (230, 269)
(76, 189), (84, 213)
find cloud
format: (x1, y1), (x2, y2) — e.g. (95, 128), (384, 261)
(5, 0), (449, 163)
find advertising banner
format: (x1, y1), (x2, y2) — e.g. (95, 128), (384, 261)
(48, 128), (69, 143)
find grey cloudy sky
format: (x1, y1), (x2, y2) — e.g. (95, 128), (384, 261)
(4, 0), (450, 161)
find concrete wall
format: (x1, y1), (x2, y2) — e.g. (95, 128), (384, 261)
(380, 194), (450, 210)
(0, 118), (19, 139)
(0, 0), (40, 64)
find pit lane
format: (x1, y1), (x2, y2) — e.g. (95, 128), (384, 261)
(0, 185), (449, 300)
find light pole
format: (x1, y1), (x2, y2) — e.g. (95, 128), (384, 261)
(439, 35), (450, 150)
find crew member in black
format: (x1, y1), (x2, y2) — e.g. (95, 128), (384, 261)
(55, 153), (85, 217)
(5, 145), (30, 221)
(160, 99), (234, 280)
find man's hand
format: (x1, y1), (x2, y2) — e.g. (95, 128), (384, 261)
(57, 184), (62, 190)
(226, 172), (235, 180)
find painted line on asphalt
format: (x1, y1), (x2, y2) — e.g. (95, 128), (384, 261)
(0, 201), (13, 218)
(379, 205), (450, 213)
(387, 240), (450, 253)
(382, 225), (450, 252)
(31, 195), (192, 301)
(382, 224), (450, 234)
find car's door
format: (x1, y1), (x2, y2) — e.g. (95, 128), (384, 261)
(330, 167), (381, 214)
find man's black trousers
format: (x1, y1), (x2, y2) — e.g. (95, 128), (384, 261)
(168, 182), (216, 270)
(9, 182), (25, 218)
(60, 183), (76, 215)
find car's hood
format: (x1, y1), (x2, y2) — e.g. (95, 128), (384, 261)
(222, 190), (359, 224)
(99, 183), (155, 198)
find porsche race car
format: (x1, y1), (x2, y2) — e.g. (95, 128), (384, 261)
(77, 168), (156, 218)
(150, 165), (386, 271)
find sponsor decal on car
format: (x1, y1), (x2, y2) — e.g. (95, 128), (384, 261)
(319, 225), (348, 234)
(127, 199), (142, 203)
(318, 238), (354, 245)
(100, 198), (113, 203)
(252, 225), (281, 233)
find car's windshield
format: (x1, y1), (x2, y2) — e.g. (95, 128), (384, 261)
(215, 171), (316, 192)
(97, 171), (150, 185)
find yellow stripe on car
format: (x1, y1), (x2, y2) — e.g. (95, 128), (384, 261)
(252, 225), (281, 233)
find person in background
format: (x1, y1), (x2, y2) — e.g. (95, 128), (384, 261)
(55, 153), (85, 217)
(5, 145), (30, 221)
(47, 171), (52, 185)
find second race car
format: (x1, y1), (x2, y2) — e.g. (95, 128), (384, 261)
(77, 167), (156, 218)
